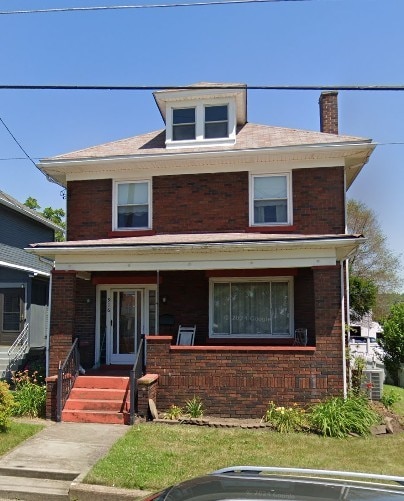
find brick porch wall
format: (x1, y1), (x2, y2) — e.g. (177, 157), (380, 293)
(146, 265), (343, 418)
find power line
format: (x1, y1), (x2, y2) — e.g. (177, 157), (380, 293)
(0, 116), (61, 186)
(0, 117), (38, 169)
(2, 84), (404, 91)
(0, 0), (313, 16)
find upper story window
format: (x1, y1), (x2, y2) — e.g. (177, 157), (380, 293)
(204, 105), (228, 139)
(172, 108), (196, 141)
(251, 174), (291, 226)
(115, 181), (151, 230)
(167, 100), (236, 148)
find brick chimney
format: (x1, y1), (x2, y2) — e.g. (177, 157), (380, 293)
(319, 91), (338, 134)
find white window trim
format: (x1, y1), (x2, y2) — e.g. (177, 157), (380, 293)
(165, 98), (236, 149)
(249, 172), (293, 226)
(209, 276), (294, 339)
(112, 180), (152, 231)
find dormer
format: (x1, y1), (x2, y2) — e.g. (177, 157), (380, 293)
(153, 82), (247, 149)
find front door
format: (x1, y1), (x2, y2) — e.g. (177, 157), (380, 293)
(110, 289), (143, 364)
(0, 287), (25, 345)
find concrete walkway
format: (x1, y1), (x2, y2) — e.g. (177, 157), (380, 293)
(0, 421), (149, 500)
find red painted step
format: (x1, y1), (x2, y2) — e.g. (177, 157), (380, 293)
(62, 375), (131, 425)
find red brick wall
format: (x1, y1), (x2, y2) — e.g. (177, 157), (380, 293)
(75, 279), (97, 369)
(49, 271), (77, 376)
(146, 266), (344, 418)
(67, 179), (112, 240)
(293, 167), (345, 234)
(153, 172), (249, 233)
(66, 168), (345, 239)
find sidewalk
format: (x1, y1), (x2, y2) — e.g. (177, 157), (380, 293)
(0, 421), (149, 500)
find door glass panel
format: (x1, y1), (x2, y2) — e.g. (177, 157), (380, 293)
(114, 291), (136, 355)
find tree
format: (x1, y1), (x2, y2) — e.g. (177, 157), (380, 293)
(347, 199), (402, 318)
(349, 275), (377, 318)
(24, 197), (66, 242)
(379, 302), (404, 385)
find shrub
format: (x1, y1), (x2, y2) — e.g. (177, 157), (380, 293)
(262, 401), (307, 433)
(12, 370), (46, 418)
(163, 405), (183, 420)
(380, 302), (404, 385)
(309, 394), (379, 438)
(381, 388), (402, 409)
(0, 380), (14, 432)
(184, 396), (204, 418)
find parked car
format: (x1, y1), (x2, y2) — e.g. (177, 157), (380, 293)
(142, 466), (404, 500)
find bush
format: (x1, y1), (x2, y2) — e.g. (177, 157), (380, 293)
(380, 302), (404, 385)
(184, 396), (204, 418)
(309, 394), (379, 438)
(12, 370), (46, 418)
(163, 404), (183, 420)
(381, 388), (402, 409)
(0, 380), (14, 432)
(262, 401), (307, 433)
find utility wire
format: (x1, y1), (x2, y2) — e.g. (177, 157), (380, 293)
(0, 116), (61, 185)
(0, 117), (38, 170)
(0, 0), (313, 16)
(2, 84), (404, 91)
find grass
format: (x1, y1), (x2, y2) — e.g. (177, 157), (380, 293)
(383, 384), (404, 416)
(85, 422), (404, 491)
(0, 421), (44, 457)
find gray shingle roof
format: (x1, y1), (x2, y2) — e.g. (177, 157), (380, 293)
(46, 123), (370, 162)
(0, 243), (52, 275)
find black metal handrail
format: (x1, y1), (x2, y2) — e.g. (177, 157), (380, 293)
(129, 335), (146, 425)
(56, 338), (80, 422)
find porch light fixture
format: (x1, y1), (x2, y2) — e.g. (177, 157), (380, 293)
(161, 295), (167, 304)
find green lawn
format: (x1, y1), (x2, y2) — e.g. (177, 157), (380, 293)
(86, 421), (404, 491)
(0, 421), (44, 457)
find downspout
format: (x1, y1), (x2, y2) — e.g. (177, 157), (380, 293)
(45, 270), (53, 378)
(340, 260), (347, 398)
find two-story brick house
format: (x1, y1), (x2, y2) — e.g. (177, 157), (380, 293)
(30, 83), (375, 421)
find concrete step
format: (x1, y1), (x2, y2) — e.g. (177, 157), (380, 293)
(0, 474), (71, 500)
(64, 398), (129, 412)
(69, 387), (127, 400)
(74, 376), (129, 390)
(61, 409), (127, 424)
(0, 467), (77, 481)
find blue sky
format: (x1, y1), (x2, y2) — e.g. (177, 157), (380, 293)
(1, 0), (403, 288)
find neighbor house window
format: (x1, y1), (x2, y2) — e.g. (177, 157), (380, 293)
(2, 289), (22, 331)
(252, 174), (290, 225)
(116, 181), (150, 229)
(172, 108), (196, 141)
(211, 278), (292, 337)
(204, 105), (228, 139)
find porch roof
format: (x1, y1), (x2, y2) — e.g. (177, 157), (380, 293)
(27, 232), (364, 272)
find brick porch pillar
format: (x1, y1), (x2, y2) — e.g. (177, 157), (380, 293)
(312, 265), (344, 395)
(48, 271), (77, 376)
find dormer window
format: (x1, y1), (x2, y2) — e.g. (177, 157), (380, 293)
(153, 83), (246, 149)
(166, 100), (236, 148)
(173, 108), (196, 141)
(205, 105), (228, 139)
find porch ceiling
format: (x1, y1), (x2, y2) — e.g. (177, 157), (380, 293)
(27, 232), (364, 272)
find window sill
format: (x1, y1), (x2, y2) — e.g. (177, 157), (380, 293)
(108, 230), (156, 238)
(246, 225), (296, 233)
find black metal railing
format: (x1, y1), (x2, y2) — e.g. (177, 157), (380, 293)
(56, 338), (80, 422)
(129, 335), (146, 425)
